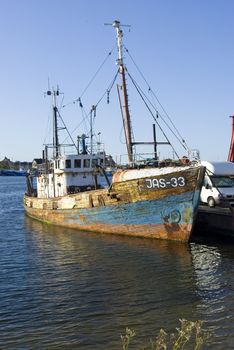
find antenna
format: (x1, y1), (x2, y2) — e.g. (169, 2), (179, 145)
(104, 20), (131, 29)
(104, 20), (131, 67)
(45, 87), (60, 158)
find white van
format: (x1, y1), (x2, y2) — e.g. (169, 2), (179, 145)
(200, 161), (234, 207)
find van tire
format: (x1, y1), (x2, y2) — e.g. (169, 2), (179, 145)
(208, 197), (215, 208)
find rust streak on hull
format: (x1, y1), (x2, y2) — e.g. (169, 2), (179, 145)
(24, 166), (205, 242)
(25, 206), (192, 241)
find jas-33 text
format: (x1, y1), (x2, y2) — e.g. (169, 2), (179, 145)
(141, 176), (186, 190)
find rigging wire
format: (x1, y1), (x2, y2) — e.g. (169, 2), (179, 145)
(127, 70), (180, 159)
(62, 45), (116, 109)
(95, 70), (119, 108)
(124, 46), (189, 150)
(60, 68), (119, 147)
(58, 94), (65, 112)
(127, 70), (188, 153)
(64, 70), (119, 143)
(56, 109), (78, 151)
(61, 104), (90, 145)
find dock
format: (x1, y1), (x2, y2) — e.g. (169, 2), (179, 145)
(194, 204), (234, 240)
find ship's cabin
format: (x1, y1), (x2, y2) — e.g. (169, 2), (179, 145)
(54, 153), (106, 174)
(36, 152), (112, 199)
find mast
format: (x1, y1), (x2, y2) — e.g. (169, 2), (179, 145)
(47, 89), (60, 158)
(112, 20), (133, 164)
(90, 105), (96, 155)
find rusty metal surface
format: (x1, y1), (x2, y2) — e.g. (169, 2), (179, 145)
(24, 205), (192, 241)
(24, 166), (204, 242)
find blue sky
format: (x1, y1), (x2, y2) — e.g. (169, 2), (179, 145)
(0, 0), (234, 162)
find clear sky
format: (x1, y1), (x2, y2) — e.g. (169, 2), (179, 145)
(0, 0), (234, 162)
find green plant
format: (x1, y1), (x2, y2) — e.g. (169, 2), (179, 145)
(121, 328), (136, 350)
(120, 319), (209, 350)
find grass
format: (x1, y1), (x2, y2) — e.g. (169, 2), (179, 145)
(121, 319), (209, 350)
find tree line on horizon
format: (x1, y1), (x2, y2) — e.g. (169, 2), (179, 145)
(0, 157), (31, 170)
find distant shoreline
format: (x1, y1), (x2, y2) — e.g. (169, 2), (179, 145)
(0, 157), (31, 172)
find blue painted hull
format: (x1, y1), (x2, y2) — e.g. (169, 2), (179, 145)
(25, 189), (201, 241)
(64, 191), (196, 225)
(24, 165), (205, 241)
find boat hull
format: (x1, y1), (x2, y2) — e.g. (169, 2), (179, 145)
(24, 166), (204, 242)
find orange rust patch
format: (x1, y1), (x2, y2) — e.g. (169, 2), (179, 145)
(79, 214), (86, 222)
(24, 206), (191, 242)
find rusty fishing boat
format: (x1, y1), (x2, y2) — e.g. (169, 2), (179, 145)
(24, 21), (205, 242)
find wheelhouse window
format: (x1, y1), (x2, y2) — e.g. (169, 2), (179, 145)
(65, 159), (71, 169)
(92, 159), (98, 167)
(83, 159), (90, 168)
(55, 160), (60, 169)
(74, 159), (81, 168)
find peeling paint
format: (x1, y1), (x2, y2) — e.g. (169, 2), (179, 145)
(24, 166), (205, 242)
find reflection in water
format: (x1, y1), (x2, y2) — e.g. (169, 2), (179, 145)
(22, 217), (199, 349)
(1, 176), (234, 350)
(190, 244), (222, 298)
(25, 216), (193, 257)
(190, 243), (234, 349)
(23, 217), (234, 349)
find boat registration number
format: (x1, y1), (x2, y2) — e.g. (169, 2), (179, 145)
(143, 176), (186, 190)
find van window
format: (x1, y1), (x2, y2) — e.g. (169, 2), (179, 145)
(211, 176), (234, 188)
(65, 159), (71, 169)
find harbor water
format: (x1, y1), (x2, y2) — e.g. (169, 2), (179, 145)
(0, 177), (233, 349)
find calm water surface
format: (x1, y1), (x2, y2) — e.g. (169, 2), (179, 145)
(0, 177), (233, 349)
